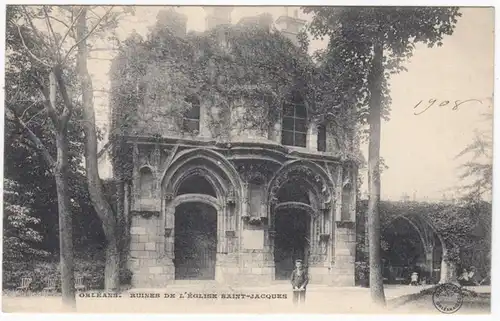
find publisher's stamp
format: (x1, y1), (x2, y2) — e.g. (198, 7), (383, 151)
(432, 283), (464, 314)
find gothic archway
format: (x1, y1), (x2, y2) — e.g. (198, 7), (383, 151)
(268, 168), (327, 280)
(160, 148), (243, 281)
(382, 214), (444, 284)
(272, 183), (315, 280)
(266, 159), (334, 220)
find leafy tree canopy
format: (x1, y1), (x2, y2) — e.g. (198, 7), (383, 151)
(4, 5), (106, 253)
(304, 7), (461, 129)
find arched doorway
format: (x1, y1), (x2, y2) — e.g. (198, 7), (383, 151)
(174, 203), (217, 280)
(173, 174), (218, 280)
(274, 208), (310, 280)
(273, 181), (312, 280)
(382, 216), (443, 284)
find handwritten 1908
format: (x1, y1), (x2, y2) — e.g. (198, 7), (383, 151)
(413, 99), (483, 115)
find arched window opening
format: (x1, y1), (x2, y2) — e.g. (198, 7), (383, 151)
(177, 174), (216, 197)
(317, 125), (327, 152)
(139, 167), (154, 198)
(182, 95), (200, 133)
(282, 93), (307, 147)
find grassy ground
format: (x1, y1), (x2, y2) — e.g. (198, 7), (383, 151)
(388, 286), (491, 314)
(390, 293), (490, 314)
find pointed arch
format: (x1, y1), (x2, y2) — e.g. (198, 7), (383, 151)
(265, 159), (334, 221)
(161, 148), (243, 200)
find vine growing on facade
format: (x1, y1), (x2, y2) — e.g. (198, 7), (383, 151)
(109, 10), (361, 162)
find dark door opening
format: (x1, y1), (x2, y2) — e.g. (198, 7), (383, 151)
(174, 203), (217, 280)
(274, 209), (310, 280)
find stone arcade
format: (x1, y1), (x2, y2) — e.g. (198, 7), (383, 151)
(122, 141), (357, 288)
(102, 7), (358, 288)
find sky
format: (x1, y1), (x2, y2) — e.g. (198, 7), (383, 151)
(89, 6), (494, 201)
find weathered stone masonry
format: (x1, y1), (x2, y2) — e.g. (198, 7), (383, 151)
(116, 138), (357, 288)
(106, 7), (359, 288)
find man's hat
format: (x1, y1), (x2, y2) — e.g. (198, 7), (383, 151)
(295, 259), (303, 263)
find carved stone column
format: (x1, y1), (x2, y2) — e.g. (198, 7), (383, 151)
(349, 165), (357, 222)
(241, 182), (250, 219)
(163, 201), (175, 266)
(334, 165), (343, 222)
(307, 118), (318, 151)
(217, 204), (226, 254)
(132, 143), (140, 210)
(152, 144), (161, 197)
(425, 244), (434, 282)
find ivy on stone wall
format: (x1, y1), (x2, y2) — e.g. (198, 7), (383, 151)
(109, 10), (362, 163)
(356, 199), (492, 265)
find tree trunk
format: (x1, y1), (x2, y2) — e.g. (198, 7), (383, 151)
(439, 249), (458, 284)
(54, 132), (76, 310)
(364, 210), (369, 261)
(75, 8), (120, 291)
(367, 40), (386, 306)
(115, 179), (130, 283)
(105, 228), (120, 290)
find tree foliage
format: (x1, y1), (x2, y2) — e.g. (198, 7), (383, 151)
(304, 6), (461, 129)
(455, 112), (493, 201)
(356, 200), (491, 265)
(306, 7), (462, 303)
(4, 6), (128, 301)
(2, 179), (50, 263)
(5, 5), (106, 253)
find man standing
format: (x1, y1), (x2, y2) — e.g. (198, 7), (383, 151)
(291, 259), (309, 306)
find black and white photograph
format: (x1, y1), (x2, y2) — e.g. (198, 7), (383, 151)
(1, 3), (495, 315)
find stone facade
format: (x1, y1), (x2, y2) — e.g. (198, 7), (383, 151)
(107, 7), (358, 288)
(112, 134), (358, 287)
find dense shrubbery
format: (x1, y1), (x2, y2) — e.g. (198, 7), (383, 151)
(2, 257), (107, 291)
(355, 261), (369, 287)
(355, 199), (492, 284)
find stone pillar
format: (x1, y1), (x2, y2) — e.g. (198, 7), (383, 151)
(439, 248), (458, 284)
(215, 204), (226, 283)
(129, 213), (170, 288)
(307, 119), (318, 151)
(269, 119), (282, 143)
(131, 143), (139, 209)
(163, 205), (175, 283)
(334, 166), (343, 222)
(425, 244), (434, 282)
(332, 223), (356, 286)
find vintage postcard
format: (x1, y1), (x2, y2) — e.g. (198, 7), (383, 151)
(2, 4), (494, 315)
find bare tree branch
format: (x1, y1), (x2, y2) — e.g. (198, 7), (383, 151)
(43, 6), (61, 60)
(26, 108), (48, 125)
(7, 105), (55, 167)
(15, 23), (51, 68)
(89, 47), (118, 52)
(19, 101), (38, 120)
(42, 8), (56, 45)
(21, 7), (51, 52)
(32, 74), (61, 128)
(47, 15), (72, 30)
(88, 7), (103, 20)
(59, 7), (85, 52)
(63, 5), (114, 64)
(53, 65), (75, 126)
(88, 57), (114, 61)
(49, 69), (58, 112)
(6, 83), (23, 106)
